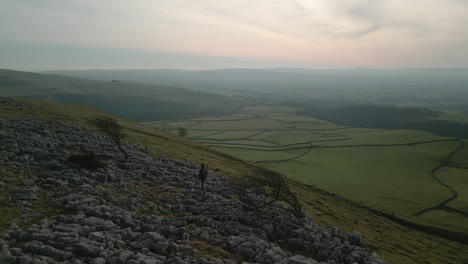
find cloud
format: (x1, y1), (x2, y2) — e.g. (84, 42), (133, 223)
(1, 0), (467, 68)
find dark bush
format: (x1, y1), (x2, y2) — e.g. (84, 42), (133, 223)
(67, 153), (107, 171)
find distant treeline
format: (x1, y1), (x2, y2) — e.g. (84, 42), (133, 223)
(292, 102), (468, 139)
(23, 94), (230, 121)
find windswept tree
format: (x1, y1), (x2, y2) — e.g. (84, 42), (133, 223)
(229, 169), (304, 218)
(89, 117), (128, 160)
(176, 127), (188, 137)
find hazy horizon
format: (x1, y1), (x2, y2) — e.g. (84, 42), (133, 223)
(7, 66), (468, 73)
(2, 0), (468, 71)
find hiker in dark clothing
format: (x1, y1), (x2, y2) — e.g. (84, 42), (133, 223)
(198, 163), (208, 191)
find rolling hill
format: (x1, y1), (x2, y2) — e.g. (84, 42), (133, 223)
(44, 68), (468, 112)
(0, 69), (251, 121)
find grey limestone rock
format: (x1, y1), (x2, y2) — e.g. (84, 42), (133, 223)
(0, 243), (17, 264)
(25, 241), (70, 261)
(90, 257), (107, 264)
(349, 231), (364, 247)
(72, 242), (101, 258)
(14, 189), (38, 201)
(9, 247), (22, 256)
(289, 255), (319, 264)
(151, 241), (169, 255)
(88, 231), (106, 242)
(0, 117), (388, 264)
(109, 250), (135, 264)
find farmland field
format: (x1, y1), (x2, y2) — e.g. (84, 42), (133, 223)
(143, 106), (468, 234)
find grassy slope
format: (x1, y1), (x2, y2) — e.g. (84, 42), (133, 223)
(439, 168), (468, 212)
(1, 100), (467, 264)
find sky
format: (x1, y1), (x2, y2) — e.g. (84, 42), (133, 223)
(1, 0), (468, 70)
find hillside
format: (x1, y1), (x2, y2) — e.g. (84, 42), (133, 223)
(145, 106), (468, 239)
(0, 69), (250, 121)
(0, 98), (467, 263)
(0, 98), (386, 264)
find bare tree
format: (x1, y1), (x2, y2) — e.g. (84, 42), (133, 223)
(229, 169), (304, 218)
(88, 117), (128, 160)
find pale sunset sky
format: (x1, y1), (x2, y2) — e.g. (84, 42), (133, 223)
(1, 0), (467, 70)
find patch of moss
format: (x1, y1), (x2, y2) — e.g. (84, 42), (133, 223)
(0, 167), (25, 232)
(0, 165), (76, 232)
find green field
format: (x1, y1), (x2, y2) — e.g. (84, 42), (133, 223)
(435, 166), (468, 233)
(144, 106), (468, 236)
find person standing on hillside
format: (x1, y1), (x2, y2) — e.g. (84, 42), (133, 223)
(198, 163), (208, 191)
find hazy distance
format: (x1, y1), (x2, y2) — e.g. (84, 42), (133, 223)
(1, 0), (468, 70)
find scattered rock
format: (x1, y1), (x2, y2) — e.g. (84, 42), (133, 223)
(0, 97), (34, 110)
(0, 117), (387, 264)
(14, 189), (38, 201)
(72, 242), (101, 258)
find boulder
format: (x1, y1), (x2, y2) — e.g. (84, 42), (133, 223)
(289, 255), (318, 264)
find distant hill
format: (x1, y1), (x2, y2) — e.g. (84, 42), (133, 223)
(0, 69), (251, 121)
(43, 68), (468, 111)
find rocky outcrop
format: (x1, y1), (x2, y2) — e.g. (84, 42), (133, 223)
(0, 115), (387, 264)
(0, 97), (34, 110)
